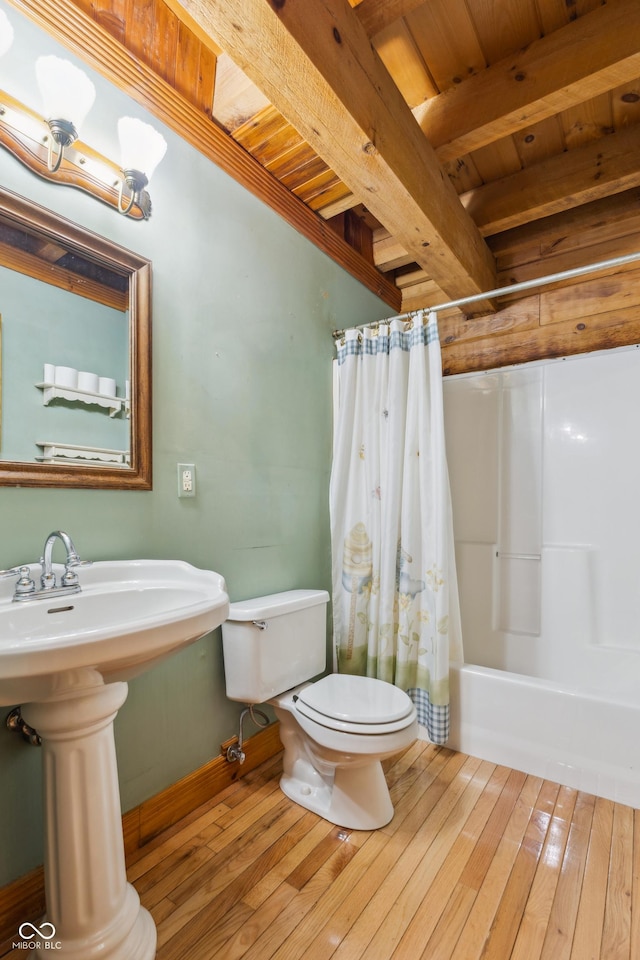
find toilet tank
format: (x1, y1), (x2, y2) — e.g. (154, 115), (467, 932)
(221, 589), (329, 703)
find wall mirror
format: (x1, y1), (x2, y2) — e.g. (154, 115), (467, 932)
(0, 187), (151, 489)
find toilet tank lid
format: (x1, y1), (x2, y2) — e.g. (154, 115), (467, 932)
(228, 589), (330, 621)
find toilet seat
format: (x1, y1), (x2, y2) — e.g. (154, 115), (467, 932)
(294, 674), (415, 735)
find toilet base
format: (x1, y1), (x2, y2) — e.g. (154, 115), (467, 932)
(279, 756), (394, 830)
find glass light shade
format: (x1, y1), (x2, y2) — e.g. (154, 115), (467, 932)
(35, 55), (96, 130)
(118, 117), (167, 182)
(0, 9), (14, 58)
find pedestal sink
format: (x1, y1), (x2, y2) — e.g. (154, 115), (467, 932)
(0, 559), (229, 959)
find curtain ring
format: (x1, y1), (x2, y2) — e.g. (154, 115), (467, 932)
(405, 310), (425, 332)
(357, 332), (363, 343)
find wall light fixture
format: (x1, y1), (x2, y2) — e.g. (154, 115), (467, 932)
(35, 54), (96, 173)
(0, 11), (166, 220)
(117, 117), (168, 218)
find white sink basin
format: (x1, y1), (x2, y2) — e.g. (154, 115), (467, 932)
(0, 559), (229, 705)
(2, 558), (229, 959)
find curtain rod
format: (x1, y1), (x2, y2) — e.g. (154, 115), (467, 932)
(332, 250), (640, 339)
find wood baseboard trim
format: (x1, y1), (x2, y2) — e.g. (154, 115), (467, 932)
(0, 721), (282, 946)
(124, 720), (283, 848)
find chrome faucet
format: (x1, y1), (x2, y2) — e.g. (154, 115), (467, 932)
(40, 530), (83, 590)
(0, 530), (92, 602)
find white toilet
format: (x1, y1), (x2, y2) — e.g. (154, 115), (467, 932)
(221, 589), (418, 829)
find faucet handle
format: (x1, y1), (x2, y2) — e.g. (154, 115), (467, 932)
(0, 565), (36, 595)
(65, 557), (93, 569)
(61, 558), (92, 587)
(15, 566), (36, 595)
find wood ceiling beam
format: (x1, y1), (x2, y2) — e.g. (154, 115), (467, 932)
(373, 231), (413, 271)
(415, 0), (640, 163)
(167, 0), (498, 311)
(489, 189), (640, 269)
(463, 125), (640, 237)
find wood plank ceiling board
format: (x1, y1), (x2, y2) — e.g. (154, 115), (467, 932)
(413, 0), (640, 164)
(613, 80), (640, 128)
(407, 0), (487, 94)
(307, 181), (355, 214)
(372, 20), (437, 109)
(122, 0), (163, 73)
(265, 142), (325, 183)
(145, 0), (180, 88)
(465, 0), (543, 66)
(354, 0), (430, 38)
(286, 157), (338, 195)
(232, 107), (304, 165)
(293, 168), (344, 205)
(464, 124), (640, 236)
(488, 188), (640, 273)
(173, 19), (216, 113)
(316, 192), (359, 220)
(165, 0), (499, 311)
(87, 0), (127, 43)
(443, 155), (484, 197)
(512, 116), (565, 170)
(535, 0), (573, 34)
(561, 92), (614, 152)
(470, 137), (522, 187)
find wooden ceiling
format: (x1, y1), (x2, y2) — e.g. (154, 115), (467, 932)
(8, 0), (640, 323)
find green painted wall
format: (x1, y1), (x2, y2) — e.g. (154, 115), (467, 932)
(0, 4), (390, 888)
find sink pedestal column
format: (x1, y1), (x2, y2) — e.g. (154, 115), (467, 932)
(22, 672), (156, 960)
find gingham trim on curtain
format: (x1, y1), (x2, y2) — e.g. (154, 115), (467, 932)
(406, 689), (450, 744)
(336, 319), (440, 364)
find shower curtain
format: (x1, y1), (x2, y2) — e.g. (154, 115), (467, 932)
(330, 312), (462, 744)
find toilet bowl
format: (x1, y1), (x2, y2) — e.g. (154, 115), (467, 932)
(272, 674), (417, 829)
(221, 590), (418, 830)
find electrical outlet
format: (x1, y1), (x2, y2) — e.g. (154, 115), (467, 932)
(177, 462), (196, 498)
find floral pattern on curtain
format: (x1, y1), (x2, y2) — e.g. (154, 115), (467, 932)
(330, 312), (463, 744)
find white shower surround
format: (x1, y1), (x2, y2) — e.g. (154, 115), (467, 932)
(443, 343), (640, 807)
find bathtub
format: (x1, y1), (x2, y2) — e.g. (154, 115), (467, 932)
(446, 662), (640, 808)
(442, 348), (640, 811)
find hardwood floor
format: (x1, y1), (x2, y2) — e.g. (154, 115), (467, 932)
(4, 741), (638, 958)
(140, 742), (639, 960)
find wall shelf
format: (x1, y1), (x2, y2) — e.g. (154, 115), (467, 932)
(36, 382), (129, 418)
(36, 442), (130, 466)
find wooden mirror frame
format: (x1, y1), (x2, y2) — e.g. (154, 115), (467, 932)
(0, 188), (152, 489)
